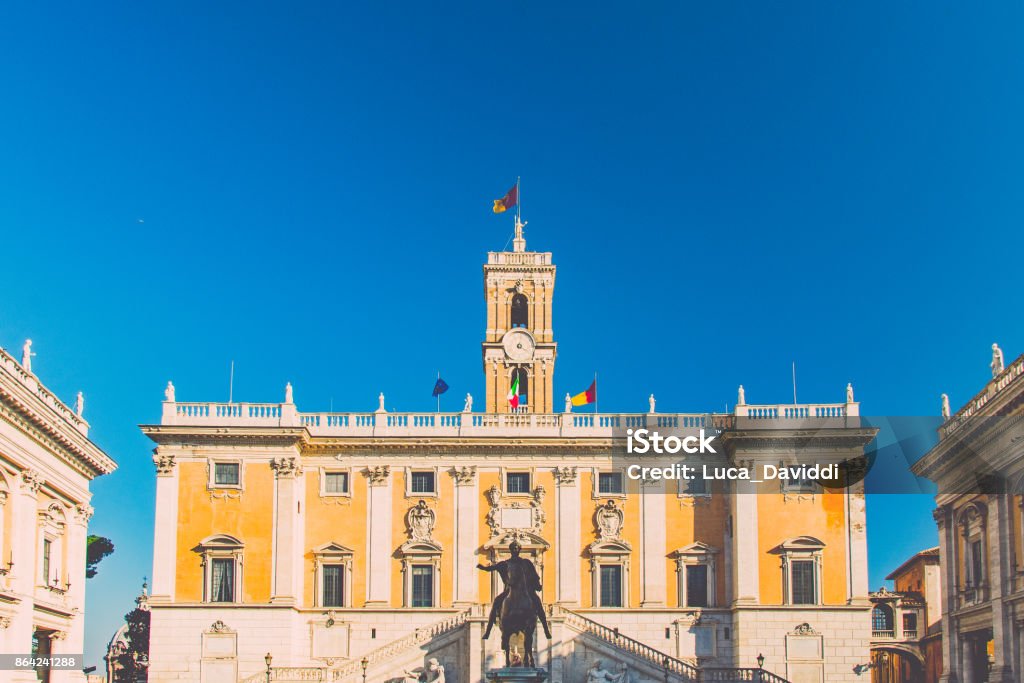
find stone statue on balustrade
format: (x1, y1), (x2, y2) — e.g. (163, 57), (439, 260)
(941, 393), (951, 420)
(21, 339), (35, 373)
(464, 393), (473, 412)
(477, 539), (551, 667)
(991, 343), (1005, 377)
(565, 393), (572, 413)
(648, 394), (656, 413)
(164, 381), (176, 402)
(737, 385), (745, 406)
(846, 383), (854, 403)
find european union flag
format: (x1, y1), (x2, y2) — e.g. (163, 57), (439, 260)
(432, 377), (449, 397)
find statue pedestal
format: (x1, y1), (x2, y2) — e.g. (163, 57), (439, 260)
(486, 668), (548, 683)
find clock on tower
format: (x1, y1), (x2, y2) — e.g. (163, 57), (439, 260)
(482, 219), (557, 413)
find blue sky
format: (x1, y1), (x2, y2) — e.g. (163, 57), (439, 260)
(2, 1), (1023, 668)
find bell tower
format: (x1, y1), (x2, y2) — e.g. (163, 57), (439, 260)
(483, 218), (556, 413)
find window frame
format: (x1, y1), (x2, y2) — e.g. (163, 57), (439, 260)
(775, 536), (825, 606)
(589, 539), (631, 608)
(207, 459), (244, 491)
(672, 542), (718, 608)
(397, 540), (443, 608)
(405, 467), (439, 498)
(319, 468), (352, 498)
(594, 470), (626, 498)
(504, 469), (533, 496)
(312, 543), (354, 608)
(197, 535), (244, 604)
(410, 564), (436, 608)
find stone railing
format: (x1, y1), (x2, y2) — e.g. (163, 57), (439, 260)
(163, 401), (853, 438)
(0, 346), (89, 437)
(941, 354), (1024, 440)
(327, 609), (470, 682)
(556, 606), (700, 681)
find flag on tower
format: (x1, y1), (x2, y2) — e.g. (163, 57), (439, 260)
(507, 374), (521, 409)
(571, 379), (597, 407)
(492, 183), (518, 214)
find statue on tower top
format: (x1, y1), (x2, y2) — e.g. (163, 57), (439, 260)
(991, 343), (1005, 378)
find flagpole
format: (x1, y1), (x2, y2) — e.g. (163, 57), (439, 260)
(594, 372), (598, 415)
(516, 176), (521, 226)
(437, 371), (441, 413)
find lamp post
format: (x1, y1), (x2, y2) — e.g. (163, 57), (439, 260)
(361, 656), (369, 683)
(265, 653), (272, 683)
(755, 654), (765, 683)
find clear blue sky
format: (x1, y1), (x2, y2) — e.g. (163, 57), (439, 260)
(2, 2), (1023, 668)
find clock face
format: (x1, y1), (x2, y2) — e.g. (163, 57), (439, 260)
(503, 330), (536, 361)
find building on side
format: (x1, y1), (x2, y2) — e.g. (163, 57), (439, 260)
(142, 222), (877, 683)
(869, 547), (942, 683)
(912, 346), (1024, 683)
(0, 344), (118, 683)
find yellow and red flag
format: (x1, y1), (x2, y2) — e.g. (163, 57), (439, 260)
(571, 380), (597, 407)
(492, 183), (518, 214)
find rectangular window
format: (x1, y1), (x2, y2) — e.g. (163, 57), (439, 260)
(791, 560), (816, 605)
(411, 565), (434, 607)
(598, 472), (624, 494)
(506, 472), (531, 494)
(411, 471), (436, 494)
(42, 539), (52, 584)
(970, 540), (984, 586)
(686, 564), (709, 607)
(211, 558), (235, 602)
(322, 565), (344, 607)
(324, 471), (349, 494)
(902, 613), (918, 636)
(214, 462), (240, 486)
(599, 565), (623, 607)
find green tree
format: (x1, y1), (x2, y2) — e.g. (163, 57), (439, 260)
(86, 535), (114, 578)
(113, 607), (150, 683)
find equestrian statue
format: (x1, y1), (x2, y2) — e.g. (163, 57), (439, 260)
(477, 539), (552, 667)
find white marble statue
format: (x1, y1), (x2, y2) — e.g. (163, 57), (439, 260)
(21, 339), (35, 373)
(164, 381), (176, 402)
(587, 659), (627, 683)
(75, 391), (84, 417)
(284, 382), (294, 404)
(565, 392), (572, 413)
(846, 383), (854, 403)
(737, 385), (746, 406)
(378, 392), (386, 412)
(404, 659), (444, 683)
(463, 393), (473, 412)
(941, 393), (951, 420)
(991, 343), (1005, 377)
(648, 394), (656, 413)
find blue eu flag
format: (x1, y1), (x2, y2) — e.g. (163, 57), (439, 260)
(432, 378), (449, 397)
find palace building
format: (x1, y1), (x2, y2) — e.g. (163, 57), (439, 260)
(912, 346), (1024, 683)
(143, 223), (876, 683)
(0, 343), (117, 683)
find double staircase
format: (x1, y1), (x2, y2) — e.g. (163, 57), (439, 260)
(241, 607), (789, 683)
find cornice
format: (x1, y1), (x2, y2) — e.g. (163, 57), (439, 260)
(719, 427), (878, 453)
(0, 399), (114, 479)
(912, 414), (1024, 485)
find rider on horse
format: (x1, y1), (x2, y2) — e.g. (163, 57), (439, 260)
(477, 539), (552, 640)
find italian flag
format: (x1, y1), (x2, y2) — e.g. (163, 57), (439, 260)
(507, 374), (521, 409)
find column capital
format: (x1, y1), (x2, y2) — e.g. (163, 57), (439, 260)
(270, 456), (302, 479)
(450, 466), (477, 486)
(153, 451), (176, 476)
(73, 504), (94, 525)
(364, 465), (391, 487)
(933, 505), (948, 529)
(18, 469), (43, 494)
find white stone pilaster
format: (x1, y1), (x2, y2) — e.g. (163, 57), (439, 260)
(848, 487), (869, 603)
(7, 471), (42, 682)
(640, 478), (666, 606)
(452, 467), (479, 605)
(150, 452), (178, 601)
(270, 457), (303, 604)
(936, 506), (960, 683)
(365, 466), (392, 606)
(554, 467), (580, 605)
(731, 475), (759, 604)
(986, 493), (1015, 683)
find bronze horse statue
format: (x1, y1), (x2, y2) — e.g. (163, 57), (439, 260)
(477, 539), (552, 668)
